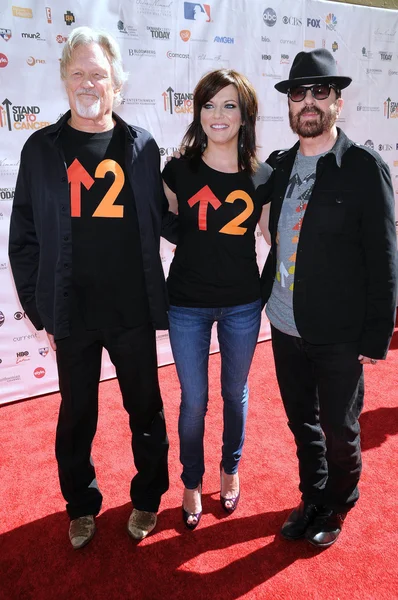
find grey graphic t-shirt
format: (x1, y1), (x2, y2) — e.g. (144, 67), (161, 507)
(266, 151), (325, 337)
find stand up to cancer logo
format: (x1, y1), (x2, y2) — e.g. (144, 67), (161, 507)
(162, 88), (193, 115)
(384, 97), (398, 119)
(0, 99), (50, 131)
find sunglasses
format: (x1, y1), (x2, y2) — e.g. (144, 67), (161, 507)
(287, 83), (339, 102)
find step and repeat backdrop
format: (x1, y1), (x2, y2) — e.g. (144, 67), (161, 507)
(0, 0), (397, 403)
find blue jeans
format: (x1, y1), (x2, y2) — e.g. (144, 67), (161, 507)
(169, 300), (261, 489)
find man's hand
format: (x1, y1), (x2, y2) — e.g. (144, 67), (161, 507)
(47, 332), (57, 351)
(358, 354), (377, 365)
(166, 148), (184, 163)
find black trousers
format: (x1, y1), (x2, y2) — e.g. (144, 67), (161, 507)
(55, 323), (169, 520)
(271, 325), (364, 513)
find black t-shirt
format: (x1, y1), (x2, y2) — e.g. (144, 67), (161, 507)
(60, 122), (149, 329)
(162, 157), (271, 307)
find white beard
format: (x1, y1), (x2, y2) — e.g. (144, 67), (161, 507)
(75, 94), (101, 119)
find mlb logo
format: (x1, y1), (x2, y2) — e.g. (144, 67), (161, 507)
(0, 29), (12, 42)
(39, 347), (49, 357)
(184, 3), (211, 22)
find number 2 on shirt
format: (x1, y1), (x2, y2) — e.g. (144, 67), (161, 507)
(188, 186), (254, 235)
(219, 191), (254, 235)
(68, 158), (125, 218)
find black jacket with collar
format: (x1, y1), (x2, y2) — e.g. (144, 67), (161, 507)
(261, 128), (397, 359)
(9, 111), (178, 339)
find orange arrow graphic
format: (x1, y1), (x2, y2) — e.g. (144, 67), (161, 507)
(67, 158), (95, 217)
(188, 185), (221, 231)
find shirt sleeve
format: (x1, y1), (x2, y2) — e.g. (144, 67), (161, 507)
(252, 161), (273, 188)
(8, 145), (44, 331)
(162, 157), (178, 193)
(359, 156), (397, 359)
(254, 165), (274, 207)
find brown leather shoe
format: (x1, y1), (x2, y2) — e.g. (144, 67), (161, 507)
(69, 515), (95, 549)
(127, 509), (157, 540)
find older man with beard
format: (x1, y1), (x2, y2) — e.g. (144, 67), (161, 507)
(260, 49), (397, 547)
(9, 27), (177, 548)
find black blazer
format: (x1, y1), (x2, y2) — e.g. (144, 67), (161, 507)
(260, 129), (397, 359)
(9, 111), (177, 338)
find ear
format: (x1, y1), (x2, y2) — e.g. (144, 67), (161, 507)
(336, 97), (344, 115)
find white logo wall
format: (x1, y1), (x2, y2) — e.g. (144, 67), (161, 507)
(0, 0), (397, 403)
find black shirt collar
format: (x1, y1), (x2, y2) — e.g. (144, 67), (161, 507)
(282, 127), (353, 169)
(44, 110), (135, 142)
(325, 128), (352, 167)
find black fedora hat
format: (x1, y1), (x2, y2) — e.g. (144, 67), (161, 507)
(275, 48), (352, 94)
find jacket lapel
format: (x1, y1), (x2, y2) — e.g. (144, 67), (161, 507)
(270, 144), (298, 240)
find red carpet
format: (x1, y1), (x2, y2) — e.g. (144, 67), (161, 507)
(1, 327), (398, 600)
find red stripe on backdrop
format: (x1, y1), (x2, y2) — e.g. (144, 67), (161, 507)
(0, 325), (397, 599)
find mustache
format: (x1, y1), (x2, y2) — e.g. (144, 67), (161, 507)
(298, 106), (323, 117)
(76, 88), (100, 98)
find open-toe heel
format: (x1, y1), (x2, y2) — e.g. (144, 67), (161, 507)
(182, 480), (202, 530)
(220, 462), (240, 514)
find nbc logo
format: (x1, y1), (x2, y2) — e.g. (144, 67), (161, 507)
(325, 13), (337, 31)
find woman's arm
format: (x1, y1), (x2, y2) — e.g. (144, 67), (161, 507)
(160, 179), (179, 245)
(163, 180), (178, 214)
(258, 204), (271, 245)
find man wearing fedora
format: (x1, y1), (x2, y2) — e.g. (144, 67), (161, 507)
(261, 48), (397, 547)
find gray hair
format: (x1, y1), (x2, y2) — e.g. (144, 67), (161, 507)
(60, 26), (128, 106)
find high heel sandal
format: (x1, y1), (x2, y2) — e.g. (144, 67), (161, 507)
(182, 479), (203, 530)
(220, 462), (240, 514)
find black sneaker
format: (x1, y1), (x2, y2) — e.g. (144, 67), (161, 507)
(280, 501), (319, 540)
(305, 508), (346, 548)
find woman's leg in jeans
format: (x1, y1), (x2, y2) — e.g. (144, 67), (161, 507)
(217, 300), (262, 475)
(168, 306), (214, 489)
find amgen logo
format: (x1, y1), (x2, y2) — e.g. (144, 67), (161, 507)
(263, 8), (277, 27)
